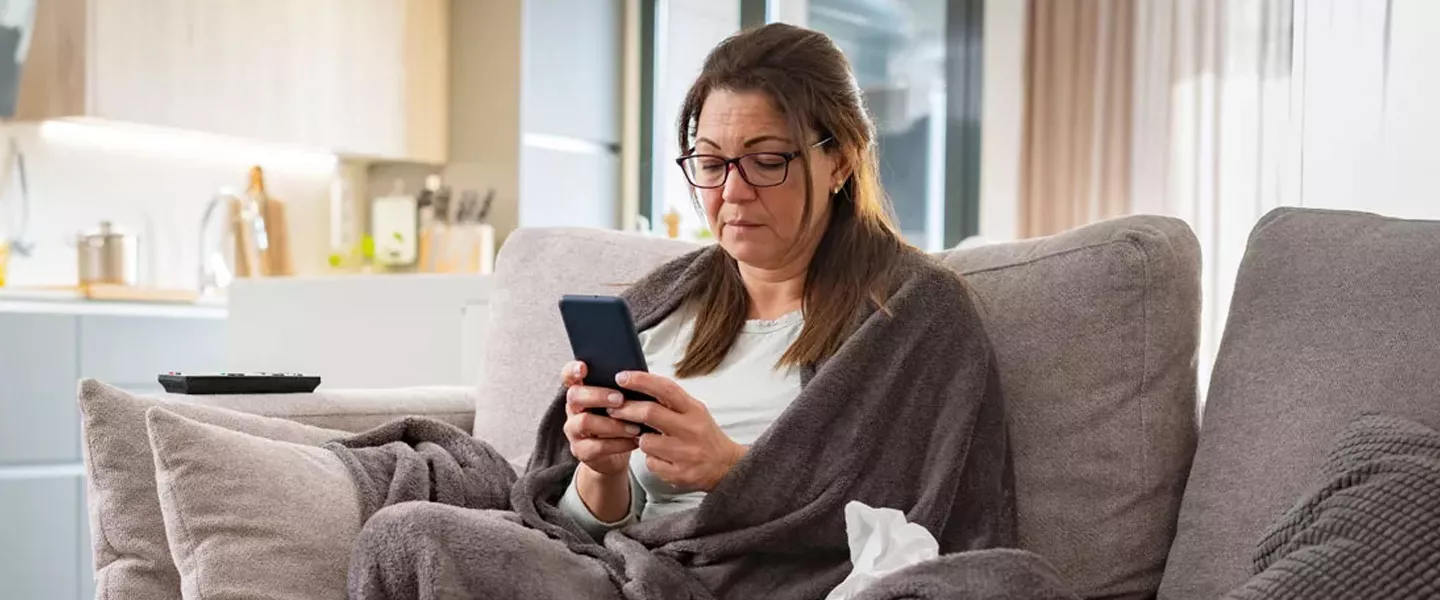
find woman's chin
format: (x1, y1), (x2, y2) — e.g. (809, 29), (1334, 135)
(718, 237), (779, 268)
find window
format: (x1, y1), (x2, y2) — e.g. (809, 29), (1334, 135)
(639, 0), (981, 249)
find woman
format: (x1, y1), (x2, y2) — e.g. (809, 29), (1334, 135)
(351, 23), (1014, 600)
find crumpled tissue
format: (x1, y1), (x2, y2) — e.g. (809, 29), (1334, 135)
(825, 500), (940, 600)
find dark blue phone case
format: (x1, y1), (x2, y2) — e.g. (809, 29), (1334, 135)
(558, 294), (659, 434)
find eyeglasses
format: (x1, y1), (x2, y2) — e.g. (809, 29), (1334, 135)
(676, 138), (831, 189)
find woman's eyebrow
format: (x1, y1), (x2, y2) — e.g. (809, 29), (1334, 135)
(693, 135), (795, 151)
(743, 135), (793, 147)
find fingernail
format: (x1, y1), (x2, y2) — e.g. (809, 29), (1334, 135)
(624, 424), (641, 436)
(572, 363), (583, 376)
(607, 392), (623, 406)
(615, 372), (630, 385)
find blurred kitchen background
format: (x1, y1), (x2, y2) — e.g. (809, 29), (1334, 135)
(0, 0), (1434, 296)
(0, 0), (1432, 391)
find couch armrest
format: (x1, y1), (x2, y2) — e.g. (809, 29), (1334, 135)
(159, 386), (477, 434)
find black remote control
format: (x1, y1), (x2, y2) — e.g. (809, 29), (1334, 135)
(158, 372), (322, 395)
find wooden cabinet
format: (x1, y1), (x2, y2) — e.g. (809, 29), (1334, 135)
(17, 0), (449, 163)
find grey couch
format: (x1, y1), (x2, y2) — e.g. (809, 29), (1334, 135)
(78, 207), (1440, 599)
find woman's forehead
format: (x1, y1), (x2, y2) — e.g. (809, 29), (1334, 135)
(695, 90), (790, 138)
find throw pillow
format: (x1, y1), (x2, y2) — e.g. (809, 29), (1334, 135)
(78, 380), (349, 600)
(146, 407), (359, 600)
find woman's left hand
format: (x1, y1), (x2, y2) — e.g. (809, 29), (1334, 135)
(608, 371), (747, 492)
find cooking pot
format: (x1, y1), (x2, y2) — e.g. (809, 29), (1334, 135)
(76, 221), (139, 286)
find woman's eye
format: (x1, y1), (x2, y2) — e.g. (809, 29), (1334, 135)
(753, 159), (786, 170)
(697, 159), (725, 172)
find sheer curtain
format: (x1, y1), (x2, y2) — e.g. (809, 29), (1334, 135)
(1129, 0), (1298, 397)
(1020, 0), (1416, 407)
(1131, 0), (1396, 399)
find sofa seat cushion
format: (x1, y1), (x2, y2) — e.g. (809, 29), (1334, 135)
(1160, 208), (1440, 599)
(481, 217), (1202, 599)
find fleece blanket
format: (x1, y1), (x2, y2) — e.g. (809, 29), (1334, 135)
(1223, 414), (1440, 600)
(342, 245), (1019, 599)
(324, 416), (516, 523)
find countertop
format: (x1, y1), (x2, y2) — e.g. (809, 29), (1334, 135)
(0, 287), (228, 319)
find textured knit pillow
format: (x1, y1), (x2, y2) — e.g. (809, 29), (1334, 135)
(146, 407), (359, 600)
(1222, 414), (1440, 599)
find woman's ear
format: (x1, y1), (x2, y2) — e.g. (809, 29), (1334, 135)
(830, 160), (854, 193)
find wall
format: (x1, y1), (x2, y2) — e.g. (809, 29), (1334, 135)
(443, 0), (625, 243)
(0, 121), (337, 290)
(518, 0), (624, 230)
(443, 0), (524, 245)
(977, 0), (1025, 242)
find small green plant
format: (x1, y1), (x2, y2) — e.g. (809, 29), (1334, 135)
(360, 235), (376, 261)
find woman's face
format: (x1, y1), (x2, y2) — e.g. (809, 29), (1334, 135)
(690, 89), (844, 271)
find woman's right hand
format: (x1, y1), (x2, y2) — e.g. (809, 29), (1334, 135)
(562, 361), (642, 477)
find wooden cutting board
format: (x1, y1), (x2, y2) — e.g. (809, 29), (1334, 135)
(81, 284), (200, 303)
(17, 284), (201, 303)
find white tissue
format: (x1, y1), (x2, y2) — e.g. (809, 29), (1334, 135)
(824, 501), (940, 600)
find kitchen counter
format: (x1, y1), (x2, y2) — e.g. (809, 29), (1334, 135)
(227, 273), (491, 388)
(0, 288), (227, 319)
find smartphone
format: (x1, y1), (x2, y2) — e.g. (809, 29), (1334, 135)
(558, 294), (658, 434)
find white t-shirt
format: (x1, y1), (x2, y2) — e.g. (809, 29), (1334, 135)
(558, 305), (804, 538)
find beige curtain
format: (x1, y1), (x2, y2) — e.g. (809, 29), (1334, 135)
(1019, 0), (1136, 238)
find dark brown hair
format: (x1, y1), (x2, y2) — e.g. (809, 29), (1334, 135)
(673, 23), (915, 378)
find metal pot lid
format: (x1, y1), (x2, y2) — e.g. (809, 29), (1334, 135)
(80, 220), (132, 240)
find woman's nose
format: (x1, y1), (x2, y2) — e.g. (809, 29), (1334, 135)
(721, 164), (757, 203)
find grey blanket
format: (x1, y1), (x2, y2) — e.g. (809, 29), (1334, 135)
(324, 416), (516, 523)
(1223, 414), (1440, 600)
(340, 246), (1019, 599)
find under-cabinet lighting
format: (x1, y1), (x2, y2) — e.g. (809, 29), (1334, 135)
(38, 118), (339, 174)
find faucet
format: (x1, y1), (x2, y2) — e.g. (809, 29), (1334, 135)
(198, 190), (241, 298)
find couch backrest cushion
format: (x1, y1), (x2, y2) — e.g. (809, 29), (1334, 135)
(474, 228), (697, 463)
(479, 217), (1202, 598)
(1159, 208), (1440, 599)
(940, 216), (1201, 599)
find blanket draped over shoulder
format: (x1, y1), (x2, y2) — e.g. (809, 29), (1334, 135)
(336, 246), (1019, 600)
(1222, 414), (1440, 600)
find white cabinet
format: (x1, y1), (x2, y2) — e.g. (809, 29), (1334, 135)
(0, 302), (227, 600)
(17, 0), (449, 163)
